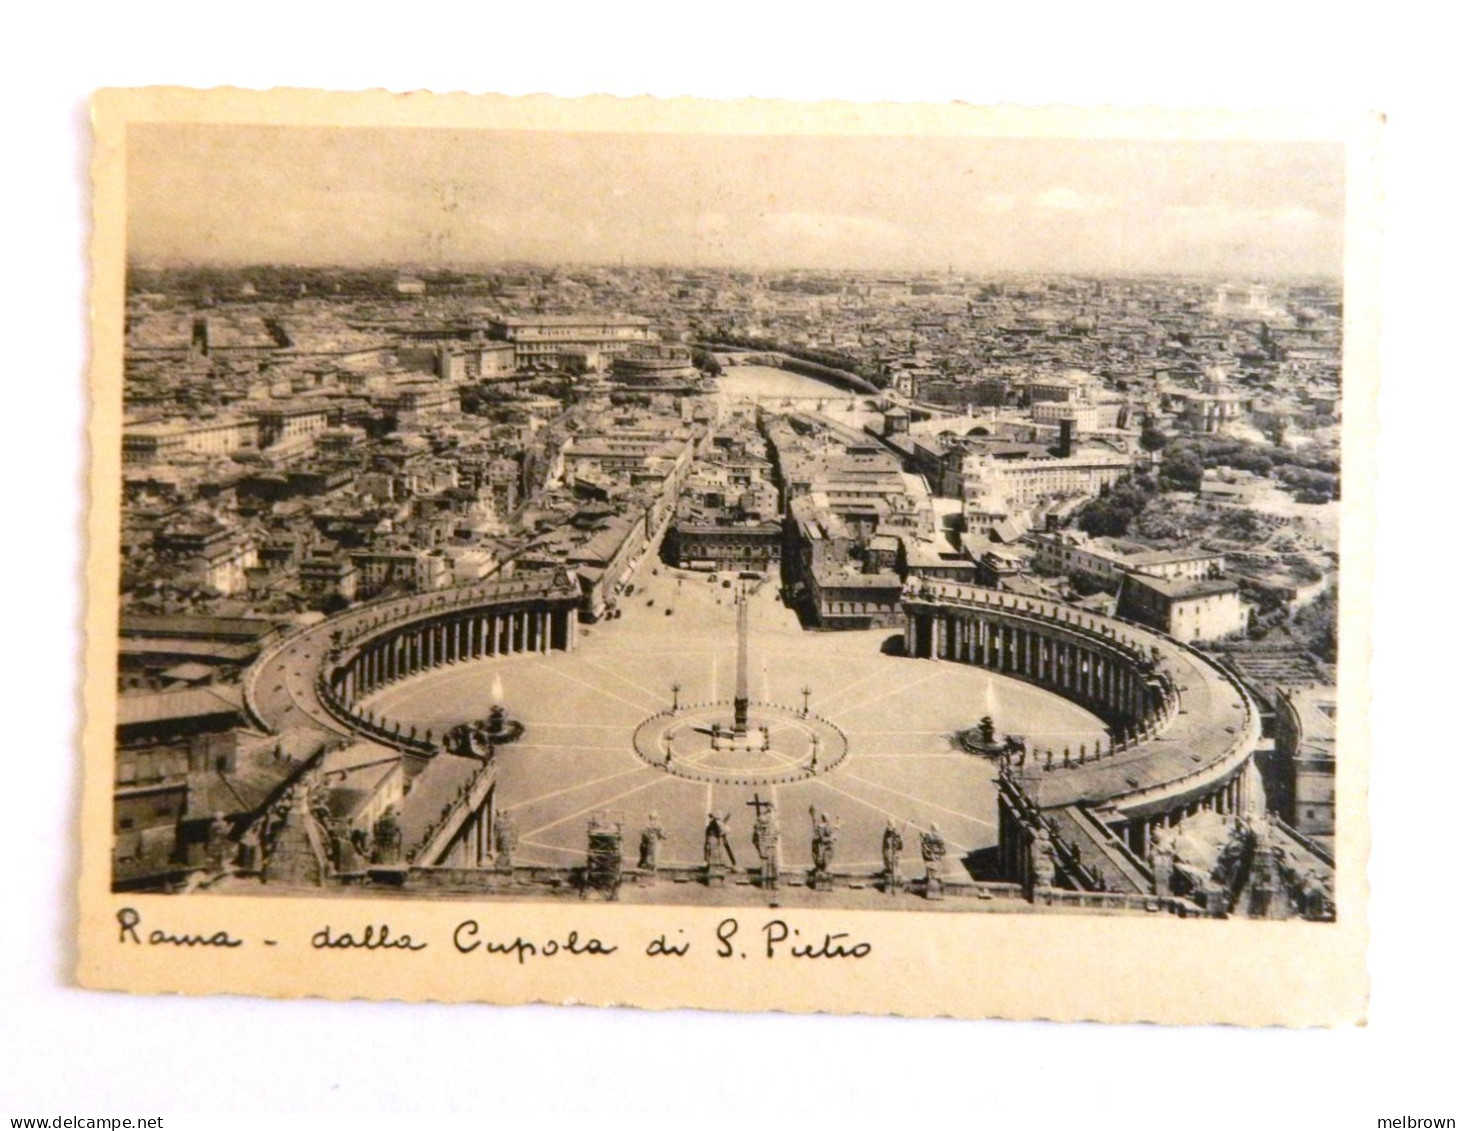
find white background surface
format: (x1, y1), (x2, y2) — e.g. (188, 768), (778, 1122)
(4, 1), (1460, 1122)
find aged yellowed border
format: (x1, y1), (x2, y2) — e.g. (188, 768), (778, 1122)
(81, 88), (1380, 1023)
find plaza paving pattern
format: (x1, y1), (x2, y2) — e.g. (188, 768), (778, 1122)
(364, 562), (1105, 880)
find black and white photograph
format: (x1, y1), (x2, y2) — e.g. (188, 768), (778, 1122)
(103, 106), (1355, 929)
(61, 89), (1382, 1032)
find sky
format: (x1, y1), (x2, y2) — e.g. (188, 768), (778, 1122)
(127, 125), (1345, 277)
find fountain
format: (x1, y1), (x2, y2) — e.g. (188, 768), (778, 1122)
(958, 677), (1025, 760)
(446, 671), (524, 757)
(959, 714), (1006, 757)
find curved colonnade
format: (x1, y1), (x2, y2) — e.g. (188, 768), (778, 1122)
(902, 581), (1261, 896)
(244, 571), (583, 751)
(243, 573), (1261, 899)
(242, 572), (583, 869)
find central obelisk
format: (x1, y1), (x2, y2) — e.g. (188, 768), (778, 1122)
(733, 588), (750, 735)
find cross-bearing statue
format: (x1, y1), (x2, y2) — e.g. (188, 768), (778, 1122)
(704, 811), (735, 870)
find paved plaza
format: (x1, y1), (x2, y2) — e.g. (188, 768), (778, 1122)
(365, 559), (1104, 881)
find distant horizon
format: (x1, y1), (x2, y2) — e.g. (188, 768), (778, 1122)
(125, 257), (1343, 285)
(127, 125), (1345, 279)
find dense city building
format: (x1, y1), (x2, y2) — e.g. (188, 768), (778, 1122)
(1115, 572), (1249, 643)
(487, 313), (655, 369)
(112, 262), (1340, 920)
(1274, 685), (1338, 851)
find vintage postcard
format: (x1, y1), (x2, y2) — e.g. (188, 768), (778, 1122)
(80, 89), (1379, 1023)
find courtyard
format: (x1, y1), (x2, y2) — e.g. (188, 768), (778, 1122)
(363, 557), (1104, 882)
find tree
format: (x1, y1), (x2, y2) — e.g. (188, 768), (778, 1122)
(1228, 448), (1274, 475)
(1067, 571), (1113, 598)
(1139, 423), (1169, 452)
(1158, 446), (1205, 492)
(1294, 588), (1338, 664)
(1078, 500), (1131, 537)
(1075, 471), (1156, 537)
(689, 348), (723, 377)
